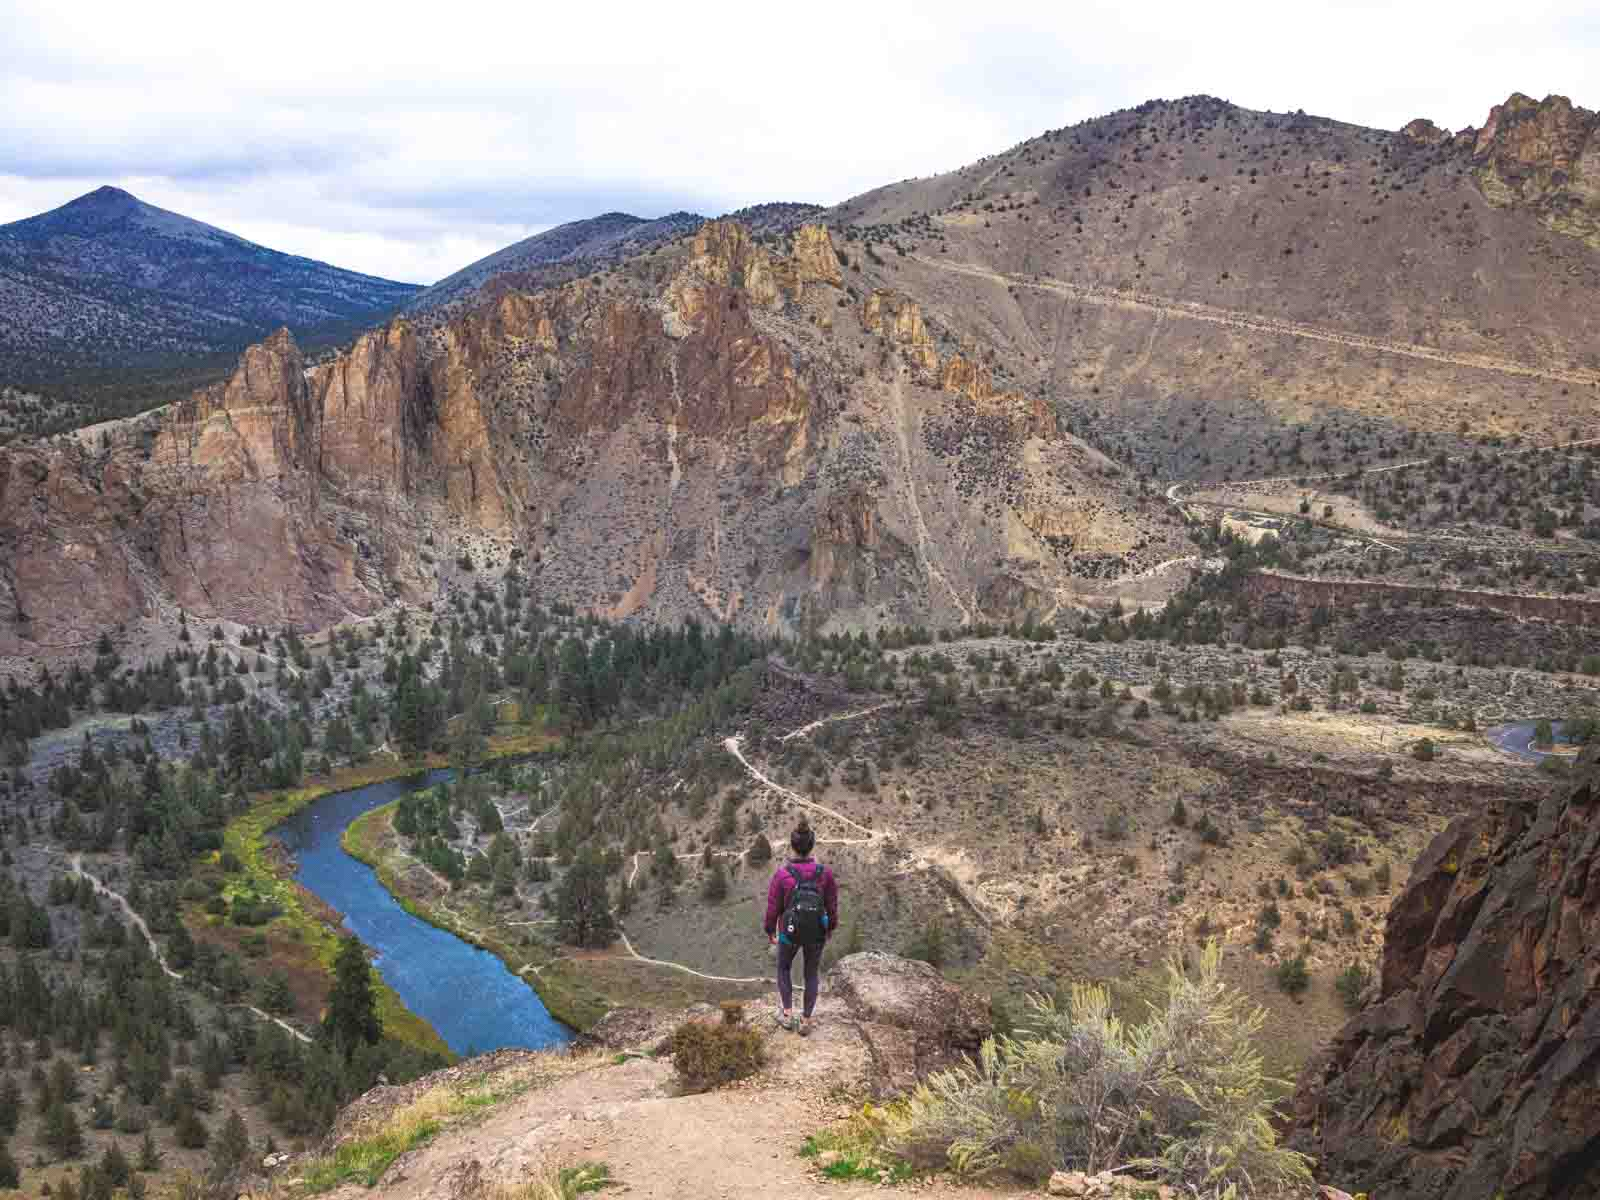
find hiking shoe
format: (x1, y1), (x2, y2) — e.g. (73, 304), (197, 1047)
(775, 1010), (797, 1032)
(799, 1016), (815, 1038)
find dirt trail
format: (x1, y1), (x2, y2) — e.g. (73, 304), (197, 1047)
(331, 1045), (1022, 1200)
(886, 373), (971, 623)
(919, 255), (1600, 389)
(780, 699), (902, 743)
(70, 854), (314, 1043)
(723, 726), (995, 929)
(1166, 432), (1600, 556)
(723, 736), (879, 842)
(1172, 434), (1600, 497)
(612, 927), (765, 985)
(550, 701), (953, 987)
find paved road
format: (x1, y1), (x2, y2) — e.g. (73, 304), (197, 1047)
(1487, 720), (1570, 762)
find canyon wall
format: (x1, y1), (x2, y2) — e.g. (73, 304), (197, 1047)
(1293, 747), (1600, 1199)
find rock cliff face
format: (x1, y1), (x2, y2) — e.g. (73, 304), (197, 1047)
(1292, 747), (1600, 1199)
(1472, 93), (1600, 247)
(1, 218), (1180, 664)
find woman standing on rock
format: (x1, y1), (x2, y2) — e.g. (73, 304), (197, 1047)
(763, 819), (838, 1037)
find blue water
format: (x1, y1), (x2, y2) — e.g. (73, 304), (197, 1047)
(272, 769), (572, 1055)
(1488, 720), (1571, 762)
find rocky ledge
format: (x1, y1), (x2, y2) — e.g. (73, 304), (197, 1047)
(1292, 745), (1600, 1199)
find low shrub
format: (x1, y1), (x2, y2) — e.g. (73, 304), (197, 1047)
(1335, 962), (1372, 1010)
(667, 1009), (764, 1092)
(883, 942), (1311, 1196)
(1276, 955), (1310, 997)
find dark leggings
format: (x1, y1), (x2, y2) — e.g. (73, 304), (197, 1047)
(777, 941), (822, 1016)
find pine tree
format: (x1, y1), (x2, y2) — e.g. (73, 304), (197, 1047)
(491, 851), (517, 898)
(257, 972), (293, 1015)
(0, 1074), (18, 1134)
(174, 1105), (207, 1150)
(323, 936), (381, 1052)
(702, 861), (729, 903)
(98, 1142), (130, 1188)
(0, 1138), (17, 1188)
(137, 1131), (161, 1172)
(555, 848), (616, 948)
(212, 1110), (250, 1175)
(43, 1098), (84, 1160)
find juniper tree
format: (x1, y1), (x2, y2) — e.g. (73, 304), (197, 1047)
(555, 848), (616, 948)
(323, 936), (381, 1052)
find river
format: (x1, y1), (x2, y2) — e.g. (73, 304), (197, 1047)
(272, 768), (572, 1056)
(1486, 720), (1571, 762)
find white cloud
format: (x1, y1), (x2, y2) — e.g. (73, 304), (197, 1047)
(2, 0), (1594, 282)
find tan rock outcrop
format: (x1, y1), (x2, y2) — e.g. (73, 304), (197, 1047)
(940, 353), (1056, 439)
(789, 223), (843, 287)
(1400, 117), (1450, 146)
(862, 290), (938, 371)
(1472, 92), (1600, 247)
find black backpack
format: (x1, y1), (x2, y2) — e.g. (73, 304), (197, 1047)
(781, 864), (828, 946)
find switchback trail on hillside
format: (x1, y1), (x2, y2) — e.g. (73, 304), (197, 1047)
(553, 697), (990, 988)
(917, 255), (1600, 389)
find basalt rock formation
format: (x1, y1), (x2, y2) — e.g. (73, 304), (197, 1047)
(1292, 746), (1600, 1199)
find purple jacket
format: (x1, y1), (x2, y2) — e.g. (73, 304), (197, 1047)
(763, 858), (838, 940)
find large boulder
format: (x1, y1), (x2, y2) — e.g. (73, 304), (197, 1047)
(830, 951), (990, 1094)
(582, 1005), (691, 1053)
(1292, 746), (1600, 1199)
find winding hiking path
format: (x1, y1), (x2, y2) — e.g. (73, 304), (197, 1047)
(918, 255), (1600, 389)
(612, 928), (766, 985)
(779, 699), (904, 743)
(69, 854), (314, 1044)
(566, 698), (970, 986)
(1165, 434), (1600, 559)
(721, 714), (995, 930)
(723, 736), (878, 842)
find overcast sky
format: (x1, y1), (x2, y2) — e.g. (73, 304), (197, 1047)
(2, 0), (1593, 284)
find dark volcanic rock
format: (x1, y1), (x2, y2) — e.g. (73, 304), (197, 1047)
(1291, 746), (1600, 1199)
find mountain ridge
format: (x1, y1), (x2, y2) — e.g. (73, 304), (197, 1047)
(0, 185), (421, 419)
(2, 90), (1597, 668)
(406, 201), (826, 315)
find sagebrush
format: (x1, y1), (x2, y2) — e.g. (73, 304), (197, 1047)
(667, 1009), (765, 1091)
(883, 941), (1313, 1199)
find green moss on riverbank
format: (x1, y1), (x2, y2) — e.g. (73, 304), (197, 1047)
(193, 726), (562, 1057)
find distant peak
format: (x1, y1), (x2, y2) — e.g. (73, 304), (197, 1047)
(71, 185), (141, 210)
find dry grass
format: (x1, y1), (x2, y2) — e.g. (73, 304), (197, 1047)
(294, 1051), (610, 1194)
(486, 1162), (613, 1200)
